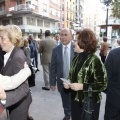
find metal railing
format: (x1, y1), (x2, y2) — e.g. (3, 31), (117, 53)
(9, 4), (35, 12)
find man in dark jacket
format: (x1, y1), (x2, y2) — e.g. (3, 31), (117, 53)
(104, 47), (120, 120)
(0, 47), (4, 72)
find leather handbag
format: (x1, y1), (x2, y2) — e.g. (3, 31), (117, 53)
(81, 85), (96, 120)
(28, 65), (35, 87)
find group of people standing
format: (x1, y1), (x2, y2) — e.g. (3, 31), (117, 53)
(49, 28), (107, 120)
(42, 28), (120, 120)
(0, 24), (120, 120)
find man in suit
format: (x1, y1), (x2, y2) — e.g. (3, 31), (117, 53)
(39, 30), (56, 90)
(50, 28), (75, 120)
(55, 33), (61, 46)
(104, 47), (120, 120)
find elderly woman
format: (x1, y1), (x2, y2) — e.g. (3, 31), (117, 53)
(0, 25), (32, 120)
(64, 28), (107, 120)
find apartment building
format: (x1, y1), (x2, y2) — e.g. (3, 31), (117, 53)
(65, 0), (76, 31)
(74, 0), (84, 30)
(49, 0), (63, 34)
(63, 0), (84, 35)
(0, 0), (61, 39)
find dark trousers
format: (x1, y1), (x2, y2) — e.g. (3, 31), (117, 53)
(71, 99), (100, 120)
(34, 53), (38, 68)
(60, 88), (71, 118)
(101, 55), (106, 64)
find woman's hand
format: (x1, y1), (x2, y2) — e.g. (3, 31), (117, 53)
(69, 83), (83, 91)
(63, 83), (70, 89)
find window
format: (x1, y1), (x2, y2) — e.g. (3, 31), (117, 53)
(56, 10), (58, 16)
(0, 4), (2, 11)
(2, 20), (10, 25)
(58, 23), (60, 27)
(27, 17), (35, 25)
(32, 4), (38, 9)
(12, 17), (23, 25)
(0, 4), (5, 11)
(37, 19), (43, 27)
(43, 4), (47, 12)
(62, 23), (64, 28)
(44, 21), (50, 28)
(17, 0), (22, 5)
(26, 1), (31, 4)
(50, 7), (52, 14)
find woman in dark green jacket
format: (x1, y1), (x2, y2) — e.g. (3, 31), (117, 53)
(64, 29), (107, 120)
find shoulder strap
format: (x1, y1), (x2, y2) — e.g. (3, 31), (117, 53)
(88, 85), (92, 98)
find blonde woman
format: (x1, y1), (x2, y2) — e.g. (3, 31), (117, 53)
(0, 25), (32, 120)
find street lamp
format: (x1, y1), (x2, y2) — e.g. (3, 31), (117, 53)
(100, 0), (113, 37)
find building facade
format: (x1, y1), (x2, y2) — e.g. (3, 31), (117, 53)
(83, 0), (101, 38)
(63, 0), (84, 35)
(0, 0), (61, 39)
(73, 0), (84, 30)
(65, 0), (75, 30)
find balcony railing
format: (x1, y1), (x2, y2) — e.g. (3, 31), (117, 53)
(9, 4), (35, 12)
(0, 10), (6, 15)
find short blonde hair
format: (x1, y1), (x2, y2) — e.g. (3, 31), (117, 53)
(24, 39), (29, 47)
(0, 25), (22, 47)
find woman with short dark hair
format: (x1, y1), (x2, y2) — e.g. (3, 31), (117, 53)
(64, 28), (107, 120)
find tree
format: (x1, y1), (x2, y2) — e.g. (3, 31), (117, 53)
(112, 0), (120, 18)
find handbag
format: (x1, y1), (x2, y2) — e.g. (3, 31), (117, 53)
(28, 65), (36, 87)
(81, 85), (96, 120)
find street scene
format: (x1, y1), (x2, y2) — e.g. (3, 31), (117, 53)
(0, 0), (120, 120)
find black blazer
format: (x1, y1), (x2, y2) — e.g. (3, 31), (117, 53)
(105, 47), (120, 106)
(0, 47), (4, 72)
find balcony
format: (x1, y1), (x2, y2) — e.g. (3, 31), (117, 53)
(9, 4), (35, 13)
